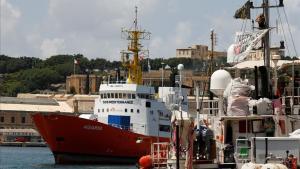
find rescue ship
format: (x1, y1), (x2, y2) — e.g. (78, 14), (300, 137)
(32, 7), (188, 164)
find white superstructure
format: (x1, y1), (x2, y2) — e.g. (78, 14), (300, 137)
(93, 83), (187, 138)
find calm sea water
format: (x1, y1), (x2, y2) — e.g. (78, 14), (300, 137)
(0, 147), (136, 169)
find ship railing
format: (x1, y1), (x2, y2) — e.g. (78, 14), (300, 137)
(201, 99), (219, 116)
(281, 87), (300, 115)
(101, 80), (127, 84)
(281, 96), (300, 115)
(283, 87), (300, 97)
(151, 142), (169, 168)
(109, 123), (130, 131)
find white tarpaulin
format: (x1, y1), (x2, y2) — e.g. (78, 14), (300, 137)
(224, 78), (253, 116)
(227, 29), (269, 63)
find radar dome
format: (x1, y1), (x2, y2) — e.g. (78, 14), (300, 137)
(177, 64), (184, 70)
(210, 69), (232, 96)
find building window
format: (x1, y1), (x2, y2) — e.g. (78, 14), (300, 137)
(131, 109), (133, 113)
(125, 108), (127, 113)
(21, 117), (26, 123)
(11, 117), (15, 123)
(137, 109), (140, 113)
(0, 116), (4, 123)
(102, 109), (104, 112)
(98, 109), (100, 113)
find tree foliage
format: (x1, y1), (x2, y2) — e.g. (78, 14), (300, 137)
(0, 55), (42, 73)
(0, 54), (228, 96)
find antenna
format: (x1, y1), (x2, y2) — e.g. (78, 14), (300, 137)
(134, 6), (138, 31)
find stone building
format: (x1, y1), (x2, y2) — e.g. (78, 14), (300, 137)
(248, 47), (282, 61)
(66, 74), (102, 94)
(176, 45), (226, 60)
(0, 97), (73, 130)
(0, 97), (74, 142)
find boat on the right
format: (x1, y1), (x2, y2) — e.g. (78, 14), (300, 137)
(140, 1), (300, 168)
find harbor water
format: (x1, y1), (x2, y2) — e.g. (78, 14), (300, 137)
(0, 147), (136, 169)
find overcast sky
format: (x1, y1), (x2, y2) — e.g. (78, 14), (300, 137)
(1, 0), (300, 60)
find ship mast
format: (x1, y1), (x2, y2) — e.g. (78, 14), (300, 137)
(263, 0), (270, 68)
(121, 6), (150, 85)
(251, 0), (284, 98)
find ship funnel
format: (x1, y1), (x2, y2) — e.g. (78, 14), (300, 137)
(210, 69), (232, 96)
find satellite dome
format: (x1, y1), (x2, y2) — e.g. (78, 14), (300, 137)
(177, 64), (184, 70)
(210, 69), (232, 96)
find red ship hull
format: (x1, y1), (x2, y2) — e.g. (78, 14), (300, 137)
(32, 113), (168, 164)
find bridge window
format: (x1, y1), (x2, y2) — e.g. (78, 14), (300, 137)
(107, 93), (111, 98)
(119, 93), (123, 98)
(123, 93), (126, 98)
(0, 116), (4, 123)
(125, 108), (127, 113)
(159, 125), (170, 132)
(111, 93), (115, 99)
(115, 93), (118, 99)
(137, 109), (140, 113)
(100, 94), (103, 98)
(132, 94), (136, 99)
(146, 102), (151, 108)
(131, 109), (133, 113)
(102, 109), (104, 112)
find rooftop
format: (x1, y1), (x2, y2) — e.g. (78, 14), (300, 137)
(0, 97), (73, 113)
(0, 97), (58, 105)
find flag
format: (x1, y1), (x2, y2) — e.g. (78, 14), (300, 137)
(74, 58), (79, 65)
(234, 1), (251, 20)
(227, 29), (269, 63)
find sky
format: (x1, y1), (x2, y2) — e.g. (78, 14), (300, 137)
(1, 0), (300, 61)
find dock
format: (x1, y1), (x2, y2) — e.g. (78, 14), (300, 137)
(0, 142), (47, 147)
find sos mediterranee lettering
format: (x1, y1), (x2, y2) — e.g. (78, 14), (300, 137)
(103, 100), (133, 104)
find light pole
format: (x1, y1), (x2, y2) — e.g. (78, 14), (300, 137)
(161, 62), (165, 87)
(177, 64), (184, 111)
(161, 62), (165, 100)
(165, 64), (171, 86)
(85, 68), (90, 94)
(272, 55), (281, 96)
